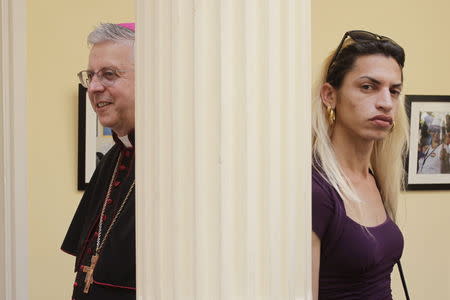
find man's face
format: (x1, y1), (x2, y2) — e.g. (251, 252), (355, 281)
(432, 131), (441, 145)
(87, 41), (135, 136)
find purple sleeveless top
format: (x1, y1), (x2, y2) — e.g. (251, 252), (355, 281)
(312, 169), (403, 300)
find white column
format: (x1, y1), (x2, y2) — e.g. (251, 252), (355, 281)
(1, 0), (28, 299)
(136, 0), (311, 299)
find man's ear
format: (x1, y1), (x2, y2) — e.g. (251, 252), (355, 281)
(320, 82), (337, 109)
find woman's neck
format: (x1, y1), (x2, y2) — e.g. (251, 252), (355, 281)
(331, 126), (374, 178)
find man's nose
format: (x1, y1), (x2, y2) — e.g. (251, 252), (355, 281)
(88, 75), (105, 92)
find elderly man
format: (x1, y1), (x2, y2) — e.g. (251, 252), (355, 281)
(61, 23), (136, 300)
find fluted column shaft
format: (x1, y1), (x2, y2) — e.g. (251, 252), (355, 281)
(136, 1), (311, 299)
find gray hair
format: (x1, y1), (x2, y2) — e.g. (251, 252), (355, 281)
(87, 23), (134, 46)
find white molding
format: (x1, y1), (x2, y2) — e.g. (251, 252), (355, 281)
(136, 0), (311, 299)
(297, 0), (312, 298)
(1, 0), (28, 299)
(135, 0), (156, 298)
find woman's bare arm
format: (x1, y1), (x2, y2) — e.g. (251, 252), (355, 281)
(312, 232), (321, 300)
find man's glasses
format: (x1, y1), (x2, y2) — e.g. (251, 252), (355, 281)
(327, 30), (397, 76)
(77, 68), (131, 88)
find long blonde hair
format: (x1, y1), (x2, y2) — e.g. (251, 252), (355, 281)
(312, 39), (409, 221)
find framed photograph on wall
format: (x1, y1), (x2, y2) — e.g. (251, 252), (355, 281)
(405, 95), (450, 190)
(77, 84), (115, 190)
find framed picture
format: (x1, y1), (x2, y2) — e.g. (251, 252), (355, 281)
(77, 84), (115, 190)
(405, 95), (450, 190)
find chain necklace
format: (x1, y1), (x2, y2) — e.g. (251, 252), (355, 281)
(83, 151), (135, 293)
(96, 152), (135, 252)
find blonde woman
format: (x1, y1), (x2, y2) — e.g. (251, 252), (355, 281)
(312, 30), (409, 299)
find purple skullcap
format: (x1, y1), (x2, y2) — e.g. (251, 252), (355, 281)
(117, 23), (135, 32)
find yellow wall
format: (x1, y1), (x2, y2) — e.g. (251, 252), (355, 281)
(313, 0), (450, 299)
(27, 0), (450, 299)
(27, 1), (134, 299)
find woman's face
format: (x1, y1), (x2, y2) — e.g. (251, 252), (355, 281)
(329, 54), (403, 142)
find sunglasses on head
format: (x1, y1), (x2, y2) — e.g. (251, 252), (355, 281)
(327, 30), (398, 76)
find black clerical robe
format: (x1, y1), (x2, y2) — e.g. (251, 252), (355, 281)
(61, 133), (135, 300)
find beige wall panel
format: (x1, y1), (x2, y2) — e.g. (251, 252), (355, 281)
(313, 0), (450, 299)
(27, 1), (134, 299)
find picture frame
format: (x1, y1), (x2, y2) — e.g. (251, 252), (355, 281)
(77, 84), (115, 190)
(405, 95), (450, 190)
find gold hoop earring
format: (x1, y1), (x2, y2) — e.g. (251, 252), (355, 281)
(390, 121), (395, 133)
(326, 106), (335, 125)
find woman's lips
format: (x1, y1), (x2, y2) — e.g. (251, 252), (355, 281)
(369, 115), (393, 128)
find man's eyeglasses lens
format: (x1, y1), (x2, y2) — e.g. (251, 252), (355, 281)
(77, 68), (122, 88)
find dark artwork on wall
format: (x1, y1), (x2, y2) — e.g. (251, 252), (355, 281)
(405, 95), (450, 190)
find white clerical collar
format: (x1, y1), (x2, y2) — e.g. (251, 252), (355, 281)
(118, 135), (133, 148)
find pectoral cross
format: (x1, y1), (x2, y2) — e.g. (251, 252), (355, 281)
(82, 253), (99, 293)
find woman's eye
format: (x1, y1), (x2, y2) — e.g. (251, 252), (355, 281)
(390, 87), (400, 94)
(390, 89), (401, 97)
(361, 84), (373, 90)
